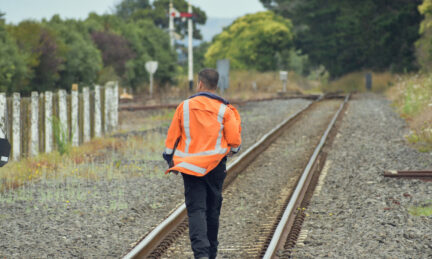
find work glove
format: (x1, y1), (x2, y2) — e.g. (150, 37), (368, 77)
(230, 146), (241, 154)
(162, 152), (173, 167)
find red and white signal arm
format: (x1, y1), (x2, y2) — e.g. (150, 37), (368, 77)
(170, 7), (193, 18)
(170, 7), (180, 17)
(180, 12), (193, 18)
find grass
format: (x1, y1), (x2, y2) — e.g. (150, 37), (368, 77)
(147, 70), (316, 102)
(408, 201), (432, 217)
(321, 71), (397, 93)
(386, 73), (432, 152)
(0, 127), (167, 210)
(0, 124), (166, 192)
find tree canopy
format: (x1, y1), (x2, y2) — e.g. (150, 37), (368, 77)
(205, 11), (294, 71)
(0, 0), (182, 94)
(416, 0), (432, 70)
(0, 19), (27, 93)
(116, 0), (207, 40)
(260, 0), (422, 77)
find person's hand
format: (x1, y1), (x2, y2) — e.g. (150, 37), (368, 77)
(162, 152), (173, 167)
(229, 146), (240, 157)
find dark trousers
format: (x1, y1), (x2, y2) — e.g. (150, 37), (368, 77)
(182, 157), (227, 259)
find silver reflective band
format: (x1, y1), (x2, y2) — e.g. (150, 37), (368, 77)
(175, 147), (227, 158)
(1, 156), (8, 162)
(183, 100), (191, 153)
(215, 104), (226, 150)
(164, 147), (174, 155)
(177, 162), (206, 174)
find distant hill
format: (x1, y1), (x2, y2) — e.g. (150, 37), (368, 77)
(198, 17), (235, 42)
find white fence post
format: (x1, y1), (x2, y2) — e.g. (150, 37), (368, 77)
(12, 93), (20, 160)
(71, 85), (79, 146)
(45, 91), (53, 153)
(94, 85), (102, 138)
(104, 84), (111, 133)
(83, 87), (90, 142)
(113, 82), (119, 130)
(0, 93), (6, 138)
(30, 91), (39, 156)
(58, 89), (67, 143)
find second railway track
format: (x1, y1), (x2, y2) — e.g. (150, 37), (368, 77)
(123, 95), (349, 259)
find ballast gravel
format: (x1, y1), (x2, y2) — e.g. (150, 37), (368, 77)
(0, 98), (311, 258)
(292, 93), (431, 258)
(163, 100), (342, 259)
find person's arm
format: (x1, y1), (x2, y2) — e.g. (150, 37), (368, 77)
(163, 103), (183, 164)
(223, 105), (241, 153)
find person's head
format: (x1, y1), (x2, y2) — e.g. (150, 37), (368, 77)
(197, 68), (219, 92)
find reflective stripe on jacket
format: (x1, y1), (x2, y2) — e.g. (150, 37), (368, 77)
(164, 93), (241, 176)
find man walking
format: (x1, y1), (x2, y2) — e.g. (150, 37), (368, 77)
(163, 68), (242, 259)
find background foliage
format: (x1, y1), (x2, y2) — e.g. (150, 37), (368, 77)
(416, 0), (432, 71)
(260, 0), (422, 78)
(205, 12), (294, 71)
(2, 0), (432, 93)
(0, 0), (200, 94)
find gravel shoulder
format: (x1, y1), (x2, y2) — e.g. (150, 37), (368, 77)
(0, 98), (311, 258)
(292, 93), (432, 258)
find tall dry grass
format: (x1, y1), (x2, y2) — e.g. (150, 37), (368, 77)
(322, 71), (396, 93)
(147, 70), (318, 102)
(386, 74), (432, 152)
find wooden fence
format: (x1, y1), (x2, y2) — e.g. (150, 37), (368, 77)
(0, 81), (119, 160)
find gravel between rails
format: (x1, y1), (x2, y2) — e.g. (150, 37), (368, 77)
(0, 98), (311, 258)
(291, 93), (432, 258)
(162, 100), (342, 259)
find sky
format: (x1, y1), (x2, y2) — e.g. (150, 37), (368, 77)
(0, 0), (266, 24)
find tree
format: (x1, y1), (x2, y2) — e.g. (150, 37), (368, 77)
(121, 19), (177, 89)
(116, 0), (207, 40)
(194, 42), (210, 72)
(84, 13), (177, 89)
(416, 0), (432, 70)
(44, 15), (102, 89)
(0, 19), (27, 93)
(8, 21), (63, 92)
(116, 0), (151, 20)
(205, 11), (294, 71)
(91, 30), (135, 78)
(261, 0), (422, 77)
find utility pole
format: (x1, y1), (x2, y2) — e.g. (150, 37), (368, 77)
(169, 1), (175, 48)
(188, 2), (193, 91)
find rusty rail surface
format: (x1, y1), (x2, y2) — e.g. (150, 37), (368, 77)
(119, 94), (323, 111)
(122, 96), (328, 259)
(384, 170), (432, 179)
(262, 94), (350, 259)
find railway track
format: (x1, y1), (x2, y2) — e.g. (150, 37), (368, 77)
(119, 94), (327, 111)
(122, 94), (349, 259)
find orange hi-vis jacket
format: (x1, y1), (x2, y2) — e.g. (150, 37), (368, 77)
(164, 93), (241, 177)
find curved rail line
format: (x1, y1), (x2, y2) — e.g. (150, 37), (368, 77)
(122, 96), (326, 259)
(262, 94), (350, 259)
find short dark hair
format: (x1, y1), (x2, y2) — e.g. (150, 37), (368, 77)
(198, 68), (219, 90)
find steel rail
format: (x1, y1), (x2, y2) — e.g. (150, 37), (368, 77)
(384, 170), (432, 178)
(122, 96), (324, 259)
(263, 94), (350, 259)
(119, 94), (323, 111)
